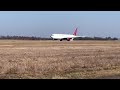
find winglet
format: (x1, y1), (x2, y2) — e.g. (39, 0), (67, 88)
(73, 28), (77, 36)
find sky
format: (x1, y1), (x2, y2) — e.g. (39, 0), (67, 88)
(0, 11), (120, 38)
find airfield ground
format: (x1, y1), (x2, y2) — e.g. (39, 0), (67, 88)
(0, 40), (120, 79)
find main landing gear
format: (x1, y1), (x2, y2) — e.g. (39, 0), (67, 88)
(60, 39), (62, 41)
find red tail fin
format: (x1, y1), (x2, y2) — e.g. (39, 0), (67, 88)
(73, 28), (77, 36)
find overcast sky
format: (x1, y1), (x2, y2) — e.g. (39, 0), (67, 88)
(0, 11), (120, 38)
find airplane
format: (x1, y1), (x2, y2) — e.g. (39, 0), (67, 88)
(50, 28), (85, 41)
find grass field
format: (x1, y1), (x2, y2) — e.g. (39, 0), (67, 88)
(0, 40), (120, 79)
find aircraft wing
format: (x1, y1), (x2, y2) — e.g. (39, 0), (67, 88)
(75, 36), (86, 38)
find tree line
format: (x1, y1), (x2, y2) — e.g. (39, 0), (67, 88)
(0, 35), (118, 40)
(74, 37), (118, 40)
(0, 35), (52, 40)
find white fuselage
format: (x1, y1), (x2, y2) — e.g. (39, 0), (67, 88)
(50, 34), (81, 40)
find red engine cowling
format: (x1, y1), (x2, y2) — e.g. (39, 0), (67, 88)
(67, 38), (71, 41)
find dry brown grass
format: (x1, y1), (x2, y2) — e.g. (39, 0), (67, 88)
(0, 40), (120, 79)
